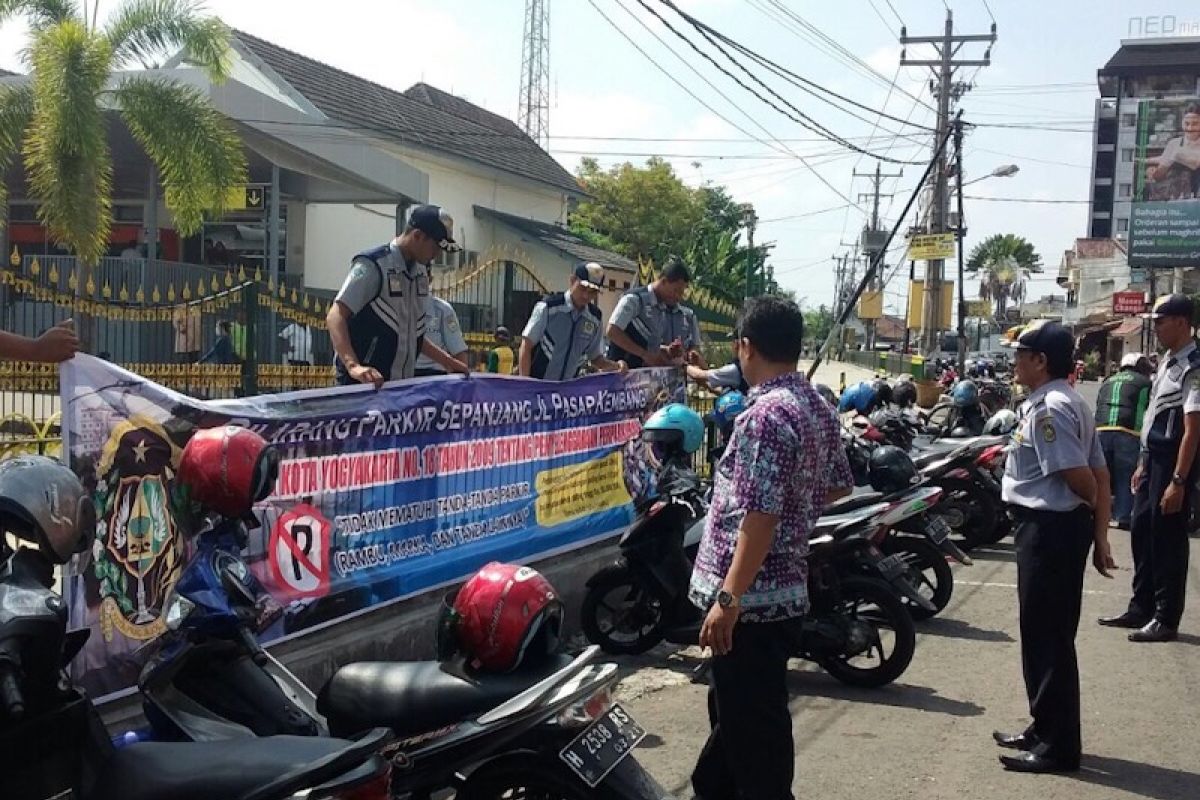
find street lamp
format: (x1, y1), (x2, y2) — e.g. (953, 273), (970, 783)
(961, 163), (1020, 188)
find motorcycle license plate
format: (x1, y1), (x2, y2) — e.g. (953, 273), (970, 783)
(876, 553), (908, 579)
(559, 704), (646, 787)
(927, 516), (952, 545)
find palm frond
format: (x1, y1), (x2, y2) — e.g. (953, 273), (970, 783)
(0, 0), (80, 29)
(0, 84), (32, 223)
(105, 0), (230, 80)
(23, 18), (113, 264)
(115, 76), (246, 235)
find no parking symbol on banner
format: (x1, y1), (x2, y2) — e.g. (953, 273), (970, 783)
(269, 503), (331, 599)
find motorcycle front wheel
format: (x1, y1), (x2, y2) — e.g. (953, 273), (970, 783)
(820, 576), (916, 688)
(580, 565), (667, 655)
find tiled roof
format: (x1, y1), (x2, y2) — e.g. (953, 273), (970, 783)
(475, 205), (637, 274)
(1100, 41), (1200, 74)
(232, 31), (582, 196)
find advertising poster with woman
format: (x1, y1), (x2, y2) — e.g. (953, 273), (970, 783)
(1130, 99), (1200, 266)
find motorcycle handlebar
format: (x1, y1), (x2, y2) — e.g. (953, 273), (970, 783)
(0, 662), (25, 719)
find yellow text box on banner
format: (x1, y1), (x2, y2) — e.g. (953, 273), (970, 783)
(908, 233), (956, 261)
(906, 280), (955, 329)
(535, 451), (631, 527)
(858, 290), (883, 320)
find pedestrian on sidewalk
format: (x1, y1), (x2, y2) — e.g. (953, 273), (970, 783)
(486, 326), (515, 374)
(688, 296), (852, 800)
(1099, 294), (1200, 642)
(1094, 352), (1152, 529)
(994, 319), (1115, 774)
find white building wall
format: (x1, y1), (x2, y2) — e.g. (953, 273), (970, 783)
(303, 203), (397, 291)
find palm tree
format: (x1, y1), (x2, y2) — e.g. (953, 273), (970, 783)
(966, 233), (1043, 320)
(0, 0), (246, 265)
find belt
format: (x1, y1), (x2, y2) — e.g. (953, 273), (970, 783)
(1006, 504), (1092, 522)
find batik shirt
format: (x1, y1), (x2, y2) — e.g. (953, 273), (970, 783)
(689, 372), (853, 621)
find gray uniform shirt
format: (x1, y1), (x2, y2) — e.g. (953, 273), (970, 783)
(414, 296), (468, 373)
(521, 293), (604, 380)
(1002, 378), (1106, 512)
(610, 289), (702, 353)
(334, 243), (428, 381)
(706, 362), (743, 390)
(1141, 340), (1200, 450)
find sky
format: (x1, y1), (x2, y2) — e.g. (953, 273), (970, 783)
(0, 0), (1188, 315)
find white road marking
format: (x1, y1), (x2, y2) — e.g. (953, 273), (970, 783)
(957, 579), (1116, 596)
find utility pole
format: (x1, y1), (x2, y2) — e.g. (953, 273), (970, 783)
(741, 204), (758, 298)
(855, 162), (902, 349)
(901, 9), (995, 355)
(953, 115), (968, 373)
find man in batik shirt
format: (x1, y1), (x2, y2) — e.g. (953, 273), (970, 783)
(688, 296), (853, 800)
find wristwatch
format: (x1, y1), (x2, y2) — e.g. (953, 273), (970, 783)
(716, 590), (740, 609)
(1172, 473), (1186, 486)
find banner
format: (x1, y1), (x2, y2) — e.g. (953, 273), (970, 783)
(61, 355), (681, 698)
(1113, 290), (1147, 315)
(907, 233), (956, 261)
(1130, 98), (1200, 267)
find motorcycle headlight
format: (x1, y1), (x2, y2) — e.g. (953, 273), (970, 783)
(163, 591), (196, 631)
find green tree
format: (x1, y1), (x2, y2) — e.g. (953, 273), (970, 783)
(570, 157), (775, 297)
(966, 233), (1043, 320)
(803, 304), (835, 351)
(0, 0), (247, 265)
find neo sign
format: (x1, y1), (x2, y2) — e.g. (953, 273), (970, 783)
(1113, 291), (1147, 315)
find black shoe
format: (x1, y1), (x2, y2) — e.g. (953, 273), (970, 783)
(999, 752), (1080, 773)
(1098, 612), (1150, 629)
(992, 730), (1036, 750)
(1129, 620), (1178, 642)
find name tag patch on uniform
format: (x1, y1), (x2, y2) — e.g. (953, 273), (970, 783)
(583, 319), (597, 336)
(1040, 417), (1056, 443)
(387, 269), (405, 297)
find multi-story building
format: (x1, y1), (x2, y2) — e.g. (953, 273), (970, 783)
(1089, 36), (1200, 239)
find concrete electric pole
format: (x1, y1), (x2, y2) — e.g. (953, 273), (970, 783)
(855, 162), (902, 349)
(901, 9), (995, 355)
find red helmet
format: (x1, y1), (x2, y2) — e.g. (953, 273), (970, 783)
(447, 562), (562, 673)
(178, 425), (279, 519)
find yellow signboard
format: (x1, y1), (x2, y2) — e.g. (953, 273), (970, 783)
(223, 185), (266, 211)
(908, 233), (957, 261)
(858, 290), (883, 320)
(906, 280), (955, 329)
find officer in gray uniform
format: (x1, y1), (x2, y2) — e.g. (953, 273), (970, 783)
(414, 295), (469, 377)
(606, 256), (702, 369)
(327, 205), (469, 388)
(1100, 293), (1200, 642)
(993, 320), (1115, 774)
(519, 263), (627, 380)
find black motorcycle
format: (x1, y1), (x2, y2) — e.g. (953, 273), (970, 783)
(0, 543), (393, 800)
(580, 458), (925, 688)
(913, 436), (1009, 550)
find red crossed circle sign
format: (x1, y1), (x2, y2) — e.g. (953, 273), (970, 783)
(269, 503), (331, 599)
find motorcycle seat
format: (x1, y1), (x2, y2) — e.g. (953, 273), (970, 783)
(90, 734), (385, 800)
(824, 492), (884, 514)
(318, 654), (576, 738)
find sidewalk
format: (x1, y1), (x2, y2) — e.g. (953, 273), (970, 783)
(800, 358), (882, 390)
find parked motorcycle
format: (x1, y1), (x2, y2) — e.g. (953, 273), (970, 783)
(914, 436), (1009, 550)
(581, 457), (925, 687)
(139, 515), (669, 799)
(0, 459), (392, 800)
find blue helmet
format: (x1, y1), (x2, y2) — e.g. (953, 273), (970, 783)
(642, 403), (705, 455)
(712, 391), (747, 429)
(838, 381), (878, 415)
(951, 379), (979, 408)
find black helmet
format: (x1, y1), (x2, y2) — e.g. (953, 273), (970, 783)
(872, 380), (893, 407)
(814, 383), (837, 409)
(892, 381), (917, 408)
(0, 456), (96, 564)
(868, 446), (919, 494)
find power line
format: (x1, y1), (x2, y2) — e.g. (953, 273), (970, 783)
(759, 203), (854, 224)
(638, 0), (924, 164)
(964, 195), (1090, 204)
(867, 0), (898, 38)
(981, 0), (997, 24)
(661, 0), (935, 135)
(883, 0), (905, 28)
(588, 0), (868, 211)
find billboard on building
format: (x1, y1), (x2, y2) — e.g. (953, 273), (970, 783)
(1129, 98), (1200, 267)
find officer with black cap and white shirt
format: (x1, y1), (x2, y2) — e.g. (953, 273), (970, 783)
(993, 319), (1116, 774)
(327, 204), (470, 388)
(1099, 293), (1199, 642)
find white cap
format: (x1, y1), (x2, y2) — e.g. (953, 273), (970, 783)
(1120, 352), (1145, 368)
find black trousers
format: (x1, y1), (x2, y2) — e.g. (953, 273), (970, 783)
(692, 618), (802, 800)
(1012, 505), (1092, 763)
(1128, 454), (1191, 627)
